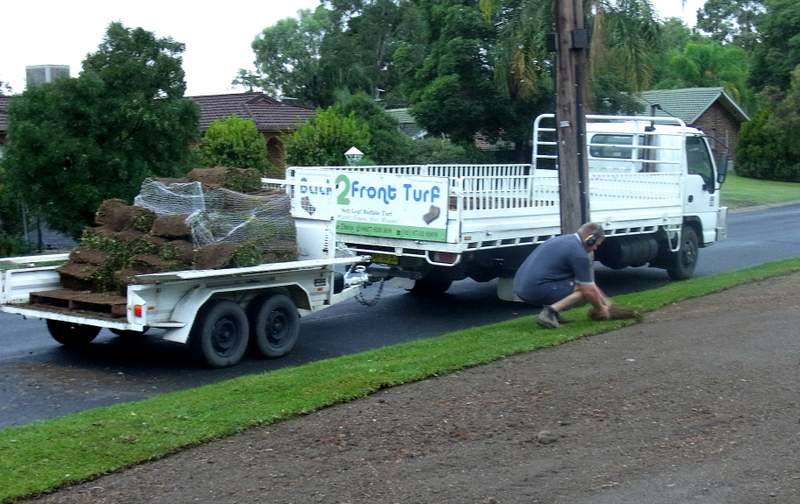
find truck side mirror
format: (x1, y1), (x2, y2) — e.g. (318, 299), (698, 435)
(716, 154), (729, 184)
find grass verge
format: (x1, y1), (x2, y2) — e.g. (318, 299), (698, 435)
(720, 173), (800, 210)
(2, 257), (800, 502)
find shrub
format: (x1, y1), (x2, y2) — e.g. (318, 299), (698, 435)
(194, 116), (270, 174)
(285, 108), (371, 166)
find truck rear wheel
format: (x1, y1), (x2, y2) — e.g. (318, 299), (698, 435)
(409, 274), (452, 295)
(46, 320), (100, 346)
(249, 294), (300, 358)
(667, 227), (699, 280)
(190, 299), (249, 368)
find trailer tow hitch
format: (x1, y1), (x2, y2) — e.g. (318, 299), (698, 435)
(347, 265), (385, 307)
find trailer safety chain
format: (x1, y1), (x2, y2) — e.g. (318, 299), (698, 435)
(354, 278), (385, 307)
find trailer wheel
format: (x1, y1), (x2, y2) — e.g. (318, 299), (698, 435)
(667, 226), (699, 281)
(250, 294), (299, 358)
(190, 300), (249, 368)
(46, 320), (100, 346)
(409, 275), (452, 295)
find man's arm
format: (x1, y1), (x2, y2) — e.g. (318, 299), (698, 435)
(576, 282), (611, 318)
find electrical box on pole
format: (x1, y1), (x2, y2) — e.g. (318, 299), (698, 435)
(553, 0), (590, 234)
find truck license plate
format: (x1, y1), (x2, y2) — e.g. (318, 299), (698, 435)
(371, 253), (399, 265)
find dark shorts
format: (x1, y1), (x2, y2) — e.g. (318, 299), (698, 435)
(518, 279), (576, 306)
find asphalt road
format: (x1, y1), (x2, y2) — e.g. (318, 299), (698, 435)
(1, 203), (798, 428)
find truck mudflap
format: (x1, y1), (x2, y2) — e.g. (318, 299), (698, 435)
(716, 206), (728, 241)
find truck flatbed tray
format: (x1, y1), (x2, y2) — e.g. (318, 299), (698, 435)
(28, 289), (127, 318)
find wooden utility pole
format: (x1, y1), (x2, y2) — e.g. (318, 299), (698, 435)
(553, 0), (590, 234)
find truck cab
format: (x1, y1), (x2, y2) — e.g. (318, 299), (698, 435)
(586, 119), (727, 246)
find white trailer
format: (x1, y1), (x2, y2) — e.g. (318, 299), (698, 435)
(0, 180), (372, 368)
(285, 114), (728, 300)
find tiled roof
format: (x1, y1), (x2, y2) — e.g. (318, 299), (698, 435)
(188, 92), (314, 132)
(0, 96), (10, 133)
(386, 108), (427, 139)
(386, 108), (415, 124)
(637, 87), (750, 124)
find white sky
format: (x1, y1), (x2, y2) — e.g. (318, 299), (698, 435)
(1, 0), (704, 97)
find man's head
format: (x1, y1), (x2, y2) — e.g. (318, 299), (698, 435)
(578, 222), (605, 252)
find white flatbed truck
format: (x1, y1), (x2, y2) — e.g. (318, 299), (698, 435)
(0, 180), (372, 368)
(286, 114), (728, 299)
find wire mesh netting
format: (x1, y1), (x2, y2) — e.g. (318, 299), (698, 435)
(134, 178), (296, 250)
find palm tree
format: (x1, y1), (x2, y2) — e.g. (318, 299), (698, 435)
(589, 0), (661, 93)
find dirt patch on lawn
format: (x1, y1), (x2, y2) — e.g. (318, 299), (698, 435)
(26, 274), (800, 504)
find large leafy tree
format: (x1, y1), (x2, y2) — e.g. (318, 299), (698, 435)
(696, 0), (764, 52)
(251, 1), (408, 107)
(737, 65), (800, 181)
(4, 23), (198, 237)
(749, 0), (800, 92)
(250, 7), (333, 105)
(394, 0), (552, 157)
(334, 90), (412, 163)
(654, 40), (753, 109)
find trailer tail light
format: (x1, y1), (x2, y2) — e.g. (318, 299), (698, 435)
(431, 252), (458, 264)
(133, 305), (143, 318)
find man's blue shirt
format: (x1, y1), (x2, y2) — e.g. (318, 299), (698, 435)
(513, 234), (593, 302)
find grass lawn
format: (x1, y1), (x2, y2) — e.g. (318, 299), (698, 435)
(1, 257), (800, 502)
(720, 173), (800, 209)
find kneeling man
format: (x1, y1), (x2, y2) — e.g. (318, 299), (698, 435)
(513, 222), (612, 328)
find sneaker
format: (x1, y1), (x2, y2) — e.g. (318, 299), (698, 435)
(554, 310), (573, 324)
(537, 306), (560, 329)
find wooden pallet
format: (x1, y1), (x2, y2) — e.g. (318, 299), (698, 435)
(29, 289), (128, 318)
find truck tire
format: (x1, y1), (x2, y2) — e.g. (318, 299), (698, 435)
(46, 320), (100, 346)
(190, 299), (249, 368)
(667, 226), (699, 281)
(408, 273), (452, 296)
(249, 294), (300, 358)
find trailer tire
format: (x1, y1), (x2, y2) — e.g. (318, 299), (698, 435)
(47, 320), (100, 346)
(667, 226), (699, 281)
(190, 300), (249, 368)
(250, 294), (300, 358)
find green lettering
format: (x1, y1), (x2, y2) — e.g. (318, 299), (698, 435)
(335, 174), (351, 205)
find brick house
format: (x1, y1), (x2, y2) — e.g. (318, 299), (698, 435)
(188, 92), (314, 168)
(638, 87), (750, 167)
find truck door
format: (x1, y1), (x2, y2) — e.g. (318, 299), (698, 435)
(684, 136), (719, 244)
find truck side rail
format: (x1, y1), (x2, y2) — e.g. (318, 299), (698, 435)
(533, 113), (687, 174)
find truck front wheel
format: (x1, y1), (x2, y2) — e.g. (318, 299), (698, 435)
(249, 294), (300, 358)
(667, 227), (699, 281)
(190, 299), (249, 368)
(46, 320), (100, 346)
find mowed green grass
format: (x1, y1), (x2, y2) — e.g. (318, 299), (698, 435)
(720, 173), (800, 209)
(1, 257), (800, 502)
